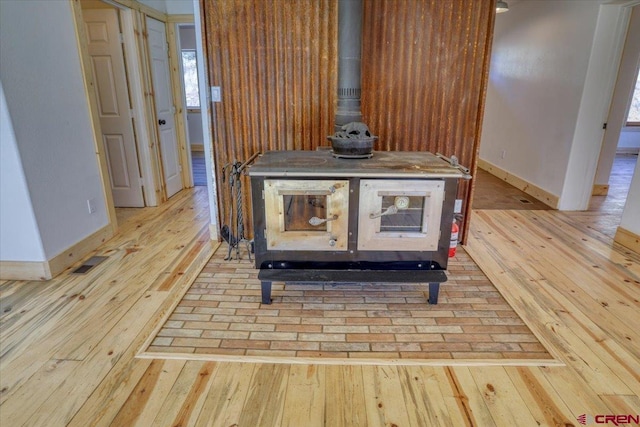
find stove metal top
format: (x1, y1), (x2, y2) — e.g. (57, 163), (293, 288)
(248, 150), (470, 179)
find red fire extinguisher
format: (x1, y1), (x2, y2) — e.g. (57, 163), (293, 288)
(449, 218), (459, 258)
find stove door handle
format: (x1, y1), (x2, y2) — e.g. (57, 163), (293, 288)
(369, 205), (399, 219)
(309, 214), (338, 226)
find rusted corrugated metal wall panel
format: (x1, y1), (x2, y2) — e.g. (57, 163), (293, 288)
(203, 0), (494, 240)
(203, 0), (337, 237)
(361, 0), (495, 240)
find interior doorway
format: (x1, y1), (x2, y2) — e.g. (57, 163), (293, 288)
(588, 153), (637, 238)
(593, 56), (639, 222)
(147, 16), (184, 199)
(592, 4), (640, 209)
(176, 23), (206, 186)
(82, 6), (145, 207)
(77, 0), (193, 212)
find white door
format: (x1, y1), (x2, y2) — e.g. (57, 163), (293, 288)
(146, 17), (183, 198)
(84, 9), (144, 207)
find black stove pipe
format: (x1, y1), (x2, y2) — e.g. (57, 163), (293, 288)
(335, 0), (363, 132)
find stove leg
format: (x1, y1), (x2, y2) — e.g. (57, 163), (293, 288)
(261, 281), (272, 305)
(428, 283), (440, 305)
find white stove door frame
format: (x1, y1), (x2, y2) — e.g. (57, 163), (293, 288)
(264, 179), (350, 251)
(358, 179), (444, 251)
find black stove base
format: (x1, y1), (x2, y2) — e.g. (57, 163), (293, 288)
(257, 268), (447, 305)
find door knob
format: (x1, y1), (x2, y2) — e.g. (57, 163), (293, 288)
(158, 119), (166, 125)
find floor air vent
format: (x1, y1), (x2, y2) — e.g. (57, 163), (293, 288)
(72, 256), (108, 274)
(511, 195), (533, 204)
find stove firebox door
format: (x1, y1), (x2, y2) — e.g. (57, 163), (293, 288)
(358, 179), (444, 251)
(264, 179), (349, 251)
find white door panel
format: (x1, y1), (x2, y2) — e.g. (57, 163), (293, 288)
(159, 127), (181, 182)
(92, 56), (120, 115)
(104, 134), (131, 188)
(84, 9), (144, 207)
(151, 58), (172, 113)
(147, 17), (182, 198)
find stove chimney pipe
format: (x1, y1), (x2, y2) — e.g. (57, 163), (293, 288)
(335, 0), (363, 132)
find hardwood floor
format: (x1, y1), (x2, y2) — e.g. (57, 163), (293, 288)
(589, 153), (637, 216)
(582, 153), (638, 238)
(191, 151), (207, 187)
(472, 168), (551, 210)
(1, 184), (639, 426)
(472, 153), (637, 219)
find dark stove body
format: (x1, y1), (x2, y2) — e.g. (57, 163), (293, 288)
(248, 150), (468, 305)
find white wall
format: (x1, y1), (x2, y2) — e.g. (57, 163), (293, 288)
(480, 1), (603, 198)
(0, 82), (46, 262)
(193, 0), (220, 239)
(137, 0), (193, 15)
(0, 1), (109, 259)
(187, 113), (204, 145)
(482, 0), (640, 238)
(560, 4), (635, 210)
(178, 25), (204, 147)
(620, 154), (640, 235)
(137, 0), (167, 13)
(179, 25), (196, 49)
(166, 0), (194, 15)
(618, 127), (640, 151)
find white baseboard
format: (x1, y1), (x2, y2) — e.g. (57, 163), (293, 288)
(477, 159), (559, 209)
(592, 184), (609, 196)
(48, 224), (114, 278)
(209, 223), (219, 241)
(0, 261), (51, 281)
(616, 147), (640, 155)
(0, 224), (114, 281)
(614, 226), (640, 254)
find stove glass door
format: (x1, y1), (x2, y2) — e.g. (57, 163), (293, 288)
(264, 179), (349, 251)
(358, 179), (444, 251)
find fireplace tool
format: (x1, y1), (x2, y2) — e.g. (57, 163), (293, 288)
(221, 152), (260, 261)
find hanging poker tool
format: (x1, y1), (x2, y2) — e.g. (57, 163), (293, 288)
(221, 152), (260, 261)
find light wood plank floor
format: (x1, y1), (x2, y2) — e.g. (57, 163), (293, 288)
(191, 150), (207, 187)
(1, 186), (639, 426)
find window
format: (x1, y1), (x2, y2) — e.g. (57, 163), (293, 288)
(627, 68), (640, 126)
(181, 50), (200, 109)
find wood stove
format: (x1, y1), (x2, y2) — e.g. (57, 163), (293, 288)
(248, 150), (470, 305)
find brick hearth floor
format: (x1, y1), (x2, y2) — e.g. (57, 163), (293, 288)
(145, 246), (553, 361)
